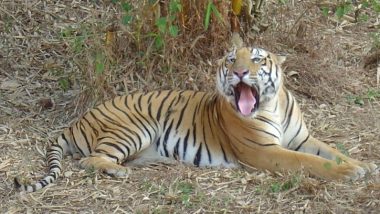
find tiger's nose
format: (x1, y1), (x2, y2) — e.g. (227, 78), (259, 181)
(233, 69), (249, 79)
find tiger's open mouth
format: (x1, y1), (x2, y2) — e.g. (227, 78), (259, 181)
(233, 82), (259, 116)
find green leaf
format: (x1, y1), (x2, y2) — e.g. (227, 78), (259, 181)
(169, 0), (182, 14)
(154, 35), (164, 49)
(121, 2), (132, 12)
(335, 156), (343, 165)
(156, 17), (167, 33)
(335, 6), (345, 19)
(169, 25), (179, 37)
(95, 53), (105, 74)
(370, 0), (380, 13)
(122, 15), (132, 25)
(204, 1), (212, 30)
(336, 143), (349, 156)
(58, 78), (70, 92)
(211, 3), (223, 23)
(321, 7), (329, 17)
(270, 182), (281, 193)
(359, 14), (369, 22)
(362, 1), (369, 8)
(354, 97), (364, 106)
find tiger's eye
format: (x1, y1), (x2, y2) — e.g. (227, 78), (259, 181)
(251, 57), (261, 63)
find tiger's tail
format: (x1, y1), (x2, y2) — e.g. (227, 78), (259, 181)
(14, 133), (70, 192)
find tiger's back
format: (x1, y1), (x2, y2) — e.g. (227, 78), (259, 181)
(73, 90), (237, 167)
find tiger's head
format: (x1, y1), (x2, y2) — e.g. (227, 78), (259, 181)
(217, 47), (286, 117)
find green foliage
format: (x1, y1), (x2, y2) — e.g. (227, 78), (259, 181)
(336, 143), (349, 156)
(95, 52), (105, 75)
(151, 0), (182, 49)
(319, 0), (380, 23)
(370, 32), (380, 49)
(270, 176), (300, 193)
(204, 0), (223, 30)
(335, 3), (352, 19)
(58, 78), (70, 92)
(60, 26), (88, 54)
(277, 0), (288, 5)
(121, 2), (133, 25)
(335, 156), (343, 165)
(177, 181), (194, 206)
(347, 89), (380, 106)
(322, 7), (330, 17)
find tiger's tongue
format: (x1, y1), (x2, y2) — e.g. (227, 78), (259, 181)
(238, 84), (256, 116)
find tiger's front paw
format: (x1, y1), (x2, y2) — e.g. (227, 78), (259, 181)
(332, 163), (366, 181)
(346, 159), (378, 175)
(356, 162), (378, 175)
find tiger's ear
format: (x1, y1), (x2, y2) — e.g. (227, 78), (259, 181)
(231, 32), (243, 49)
(275, 54), (287, 65)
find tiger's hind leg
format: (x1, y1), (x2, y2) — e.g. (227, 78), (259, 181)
(79, 155), (131, 177)
(79, 129), (157, 177)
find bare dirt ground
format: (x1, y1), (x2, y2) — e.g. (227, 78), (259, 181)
(1, 1), (379, 213)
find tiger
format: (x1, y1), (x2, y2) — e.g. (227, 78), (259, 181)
(15, 46), (378, 192)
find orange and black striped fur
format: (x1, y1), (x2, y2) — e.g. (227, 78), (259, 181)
(15, 47), (378, 192)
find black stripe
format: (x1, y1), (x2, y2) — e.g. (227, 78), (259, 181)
(134, 108), (159, 136)
(94, 149), (120, 162)
(182, 129), (190, 159)
(173, 138), (180, 160)
(316, 148), (320, 156)
(156, 91), (174, 121)
(163, 95), (178, 129)
(249, 126), (280, 140)
(295, 135), (310, 151)
(156, 137), (161, 149)
(174, 91), (185, 106)
(79, 122), (92, 154)
(100, 141), (127, 157)
(255, 116), (281, 135)
(94, 107), (143, 151)
(59, 133), (70, 148)
(204, 142), (212, 163)
(155, 91), (162, 98)
(191, 91), (199, 98)
(90, 111), (138, 152)
(137, 94), (143, 111)
(197, 95), (208, 115)
(175, 97), (191, 130)
(146, 93), (155, 119)
(192, 127), (197, 147)
(82, 116), (98, 136)
(111, 99), (150, 140)
(220, 145), (229, 163)
(49, 165), (61, 171)
(40, 179), (48, 187)
(193, 143), (202, 167)
(162, 120), (174, 157)
(283, 98), (295, 132)
(244, 137), (278, 147)
(281, 91), (290, 124)
(133, 104), (153, 140)
(70, 126), (85, 156)
(286, 116), (302, 148)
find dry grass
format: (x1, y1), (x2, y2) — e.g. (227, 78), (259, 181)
(1, 0), (379, 213)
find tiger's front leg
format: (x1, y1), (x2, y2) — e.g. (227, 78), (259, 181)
(236, 143), (369, 181)
(293, 135), (378, 174)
